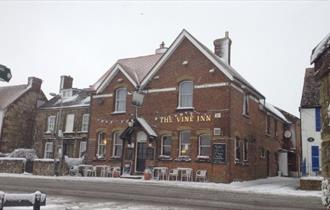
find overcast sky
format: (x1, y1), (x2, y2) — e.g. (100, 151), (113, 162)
(0, 1), (329, 116)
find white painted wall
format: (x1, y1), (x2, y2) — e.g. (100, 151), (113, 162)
(278, 151), (288, 176)
(301, 108), (322, 175)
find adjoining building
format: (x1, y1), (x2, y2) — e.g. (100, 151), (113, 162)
(34, 76), (91, 159)
(87, 30), (301, 182)
(300, 68), (321, 175)
(0, 77), (46, 154)
(310, 32), (330, 177)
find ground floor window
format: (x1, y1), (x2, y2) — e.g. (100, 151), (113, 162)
(161, 135), (172, 156)
(198, 134), (211, 157)
(97, 132), (106, 159)
(44, 142), (53, 158)
(179, 130), (191, 157)
(79, 141), (87, 158)
(243, 139), (248, 161)
(235, 137), (241, 162)
(112, 131), (123, 158)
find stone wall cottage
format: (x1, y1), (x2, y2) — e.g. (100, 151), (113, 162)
(0, 77), (46, 153)
(87, 30), (300, 182)
(33, 76), (91, 159)
(310, 32), (330, 177)
(300, 68), (322, 176)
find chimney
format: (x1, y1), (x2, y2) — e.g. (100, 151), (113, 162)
(28, 77), (42, 92)
(155, 41), (168, 54)
(214, 31), (232, 65)
(59, 75), (73, 91)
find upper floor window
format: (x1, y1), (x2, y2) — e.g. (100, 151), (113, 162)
(115, 88), (127, 112)
(179, 130), (191, 157)
(81, 114), (89, 132)
(112, 131), (123, 158)
(315, 107), (321, 132)
(96, 132), (106, 159)
(178, 81), (193, 108)
(161, 135), (172, 156)
(47, 116), (56, 132)
(274, 119), (278, 136)
(266, 115), (271, 135)
(198, 134), (211, 157)
(243, 93), (249, 115)
(65, 114), (74, 132)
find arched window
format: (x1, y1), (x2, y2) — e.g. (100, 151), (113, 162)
(97, 132), (106, 159)
(198, 134), (211, 157)
(115, 88), (127, 112)
(178, 81), (193, 108)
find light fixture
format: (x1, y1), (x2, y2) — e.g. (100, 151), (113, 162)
(182, 60), (188, 66)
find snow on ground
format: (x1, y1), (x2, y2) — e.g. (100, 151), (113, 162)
(5, 195), (187, 210)
(0, 173), (321, 198)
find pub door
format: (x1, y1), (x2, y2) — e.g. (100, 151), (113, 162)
(136, 142), (147, 173)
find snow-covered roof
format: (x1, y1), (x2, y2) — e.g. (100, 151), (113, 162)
(136, 117), (157, 137)
(8, 148), (38, 161)
(40, 89), (90, 109)
(264, 102), (290, 123)
(311, 32), (330, 63)
(0, 84), (30, 110)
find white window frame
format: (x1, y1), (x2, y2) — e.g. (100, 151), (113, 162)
(115, 88), (127, 113)
(243, 139), (248, 161)
(96, 132), (106, 159)
(44, 142), (53, 158)
(235, 137), (241, 161)
(198, 134), (211, 158)
(81, 114), (89, 132)
(112, 132), (123, 158)
(47, 116), (56, 133)
(161, 135), (172, 156)
(243, 93), (249, 115)
(178, 81), (193, 108)
(79, 141), (87, 157)
(179, 130), (191, 157)
(65, 114), (75, 133)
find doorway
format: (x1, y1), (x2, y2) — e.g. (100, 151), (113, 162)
(135, 131), (147, 173)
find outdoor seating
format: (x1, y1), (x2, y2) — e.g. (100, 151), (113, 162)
(153, 167), (168, 180)
(178, 168), (193, 181)
(86, 166), (97, 177)
(195, 169), (207, 182)
(111, 166), (121, 177)
(168, 168), (179, 181)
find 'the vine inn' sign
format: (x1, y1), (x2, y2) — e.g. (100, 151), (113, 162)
(157, 113), (212, 123)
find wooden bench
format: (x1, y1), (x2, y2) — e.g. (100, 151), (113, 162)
(0, 191), (46, 210)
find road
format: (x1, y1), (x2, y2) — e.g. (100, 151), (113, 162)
(0, 176), (324, 210)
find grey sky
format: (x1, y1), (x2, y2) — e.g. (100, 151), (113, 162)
(0, 1), (329, 116)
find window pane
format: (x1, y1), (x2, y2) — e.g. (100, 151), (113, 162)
(162, 136), (171, 156)
(179, 81), (193, 107)
(181, 131), (190, 144)
(115, 88), (127, 112)
(200, 147), (210, 156)
(200, 135), (211, 146)
(163, 146), (171, 156)
(180, 131), (191, 156)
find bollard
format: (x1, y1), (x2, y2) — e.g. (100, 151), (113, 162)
(33, 191), (41, 210)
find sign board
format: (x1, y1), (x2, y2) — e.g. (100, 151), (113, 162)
(0, 64), (12, 82)
(122, 162), (131, 175)
(212, 143), (226, 164)
(132, 92), (144, 107)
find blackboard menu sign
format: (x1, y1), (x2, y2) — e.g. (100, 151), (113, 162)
(123, 162), (131, 175)
(212, 143), (226, 164)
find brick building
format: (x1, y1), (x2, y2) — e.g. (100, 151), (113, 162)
(34, 76), (90, 159)
(0, 77), (46, 153)
(87, 30), (300, 182)
(311, 32), (330, 177)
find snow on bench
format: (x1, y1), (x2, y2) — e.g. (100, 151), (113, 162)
(0, 191), (46, 210)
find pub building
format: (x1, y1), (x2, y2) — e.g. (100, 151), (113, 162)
(87, 30), (300, 182)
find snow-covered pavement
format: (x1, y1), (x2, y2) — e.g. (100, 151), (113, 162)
(0, 173), (322, 198)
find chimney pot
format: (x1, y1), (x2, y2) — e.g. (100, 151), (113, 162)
(28, 77), (42, 92)
(60, 75), (73, 91)
(155, 41), (168, 54)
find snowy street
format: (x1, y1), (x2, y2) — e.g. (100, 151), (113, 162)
(0, 174), (324, 210)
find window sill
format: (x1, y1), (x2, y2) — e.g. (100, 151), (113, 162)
(77, 131), (88, 133)
(112, 111), (126, 115)
(196, 156), (211, 163)
(265, 133), (271, 137)
(175, 156), (191, 162)
(242, 113), (250, 119)
(44, 131), (53, 134)
(176, 107), (195, 111)
(96, 157), (106, 160)
(110, 156), (122, 160)
(63, 131), (74, 134)
(158, 155), (172, 161)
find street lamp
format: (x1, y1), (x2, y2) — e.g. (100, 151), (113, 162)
(0, 64), (12, 82)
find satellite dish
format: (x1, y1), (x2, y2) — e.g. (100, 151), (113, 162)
(284, 130), (292, 138)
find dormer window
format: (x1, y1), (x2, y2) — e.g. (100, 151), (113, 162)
(178, 81), (193, 108)
(61, 89), (73, 98)
(115, 88), (127, 112)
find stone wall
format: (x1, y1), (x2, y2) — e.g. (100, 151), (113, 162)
(32, 159), (57, 176)
(0, 158), (25, 173)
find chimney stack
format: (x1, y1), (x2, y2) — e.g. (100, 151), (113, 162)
(59, 75), (73, 91)
(28, 77), (42, 92)
(155, 41), (168, 54)
(214, 31), (232, 65)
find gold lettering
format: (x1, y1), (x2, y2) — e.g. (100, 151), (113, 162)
(206, 115), (211, 122)
(184, 116), (189, 122)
